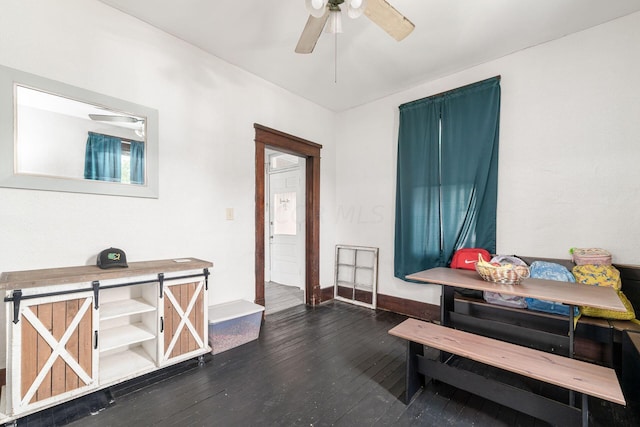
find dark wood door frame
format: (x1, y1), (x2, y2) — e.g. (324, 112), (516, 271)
(254, 124), (322, 307)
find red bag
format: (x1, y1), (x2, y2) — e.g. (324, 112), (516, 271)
(450, 248), (491, 270)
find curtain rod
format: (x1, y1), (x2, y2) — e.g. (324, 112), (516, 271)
(401, 75), (501, 108)
(88, 131), (143, 144)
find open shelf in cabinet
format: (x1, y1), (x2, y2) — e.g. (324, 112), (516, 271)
(100, 298), (156, 321)
(98, 283), (159, 383)
(99, 346), (156, 385)
(100, 323), (156, 353)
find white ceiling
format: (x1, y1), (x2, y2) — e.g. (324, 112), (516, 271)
(98, 0), (640, 112)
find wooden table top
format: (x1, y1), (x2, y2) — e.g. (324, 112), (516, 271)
(0, 258), (213, 291)
(406, 267), (626, 312)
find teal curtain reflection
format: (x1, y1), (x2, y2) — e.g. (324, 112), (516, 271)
(130, 141), (145, 185)
(394, 77), (501, 280)
(84, 132), (122, 182)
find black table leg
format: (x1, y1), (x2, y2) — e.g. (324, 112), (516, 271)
(582, 393), (589, 427)
(569, 304), (575, 406)
(440, 284), (454, 327)
(440, 285), (455, 363)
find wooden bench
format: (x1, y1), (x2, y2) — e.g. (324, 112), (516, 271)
(389, 318), (626, 427)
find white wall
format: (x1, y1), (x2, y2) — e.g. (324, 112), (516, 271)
(0, 0), (337, 308)
(1, 1), (638, 336)
(335, 12), (640, 305)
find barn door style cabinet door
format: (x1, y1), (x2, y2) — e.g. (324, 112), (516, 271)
(159, 274), (208, 365)
(0, 258), (212, 424)
(7, 291), (98, 416)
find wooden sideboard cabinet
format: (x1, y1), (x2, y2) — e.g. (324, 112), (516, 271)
(0, 258), (212, 423)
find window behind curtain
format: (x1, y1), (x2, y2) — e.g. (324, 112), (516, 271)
(394, 77), (501, 280)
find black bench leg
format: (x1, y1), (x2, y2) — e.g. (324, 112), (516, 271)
(405, 340), (424, 404)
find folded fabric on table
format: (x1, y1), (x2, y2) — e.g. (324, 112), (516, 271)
(573, 264), (621, 290)
(573, 264), (637, 321)
(525, 261), (580, 317)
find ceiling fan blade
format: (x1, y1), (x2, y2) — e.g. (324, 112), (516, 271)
(364, 0), (415, 41)
(89, 114), (140, 123)
(295, 10), (330, 54)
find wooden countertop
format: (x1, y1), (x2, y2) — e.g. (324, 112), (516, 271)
(407, 267), (626, 312)
(0, 258), (213, 291)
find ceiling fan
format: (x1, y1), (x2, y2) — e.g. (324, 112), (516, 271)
(88, 114), (143, 124)
(89, 114), (146, 138)
(295, 0), (415, 54)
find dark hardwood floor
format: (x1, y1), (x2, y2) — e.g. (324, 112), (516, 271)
(20, 301), (639, 426)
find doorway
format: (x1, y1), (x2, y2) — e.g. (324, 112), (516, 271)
(254, 124), (322, 308)
(265, 150), (306, 313)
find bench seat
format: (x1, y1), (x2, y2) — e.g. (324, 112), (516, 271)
(389, 318), (626, 426)
(390, 318), (625, 405)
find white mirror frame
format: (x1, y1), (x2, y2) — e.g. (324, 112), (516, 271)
(0, 64), (159, 198)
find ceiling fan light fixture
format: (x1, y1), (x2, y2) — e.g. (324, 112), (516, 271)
(325, 10), (343, 34)
(346, 0), (367, 19)
(305, 0), (328, 18)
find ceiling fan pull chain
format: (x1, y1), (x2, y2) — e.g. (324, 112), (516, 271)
(334, 32), (338, 83)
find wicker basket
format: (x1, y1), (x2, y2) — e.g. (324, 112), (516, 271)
(475, 262), (530, 285)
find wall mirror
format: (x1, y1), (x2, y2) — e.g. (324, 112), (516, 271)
(0, 64), (158, 198)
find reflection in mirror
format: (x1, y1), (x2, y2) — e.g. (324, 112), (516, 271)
(16, 86), (146, 185)
(0, 64), (158, 198)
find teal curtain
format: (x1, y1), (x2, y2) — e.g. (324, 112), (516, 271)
(84, 132), (122, 182)
(394, 77), (500, 280)
(394, 96), (442, 276)
(130, 141), (145, 185)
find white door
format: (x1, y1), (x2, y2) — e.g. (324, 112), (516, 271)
(268, 162), (304, 288)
